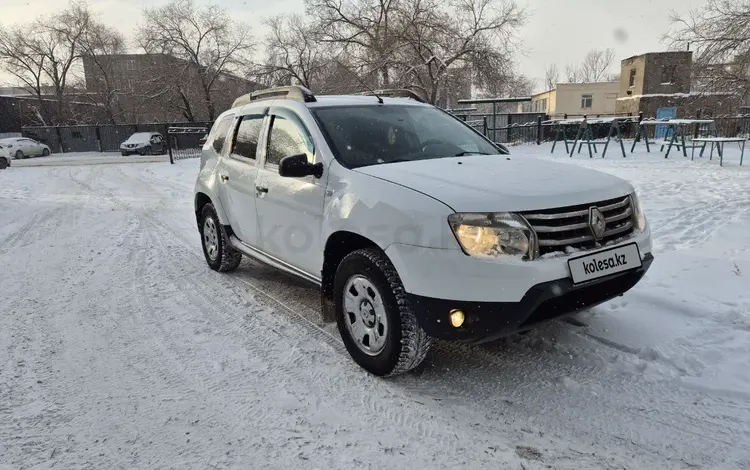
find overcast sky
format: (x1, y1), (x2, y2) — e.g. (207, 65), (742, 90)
(2, 0), (708, 93)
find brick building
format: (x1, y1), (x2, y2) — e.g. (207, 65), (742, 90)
(615, 51), (735, 118)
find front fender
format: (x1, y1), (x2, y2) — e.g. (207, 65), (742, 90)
(322, 160), (459, 251)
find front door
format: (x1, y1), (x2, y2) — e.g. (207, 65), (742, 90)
(655, 106), (677, 140)
(255, 108), (326, 278)
(216, 113), (265, 247)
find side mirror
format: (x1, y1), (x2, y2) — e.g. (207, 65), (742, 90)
(278, 153), (323, 179)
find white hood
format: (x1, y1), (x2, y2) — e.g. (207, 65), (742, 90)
(354, 154), (634, 213)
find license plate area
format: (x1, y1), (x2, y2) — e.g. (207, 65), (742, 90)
(568, 243), (642, 285)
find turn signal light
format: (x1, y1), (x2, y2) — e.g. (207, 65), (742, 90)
(449, 310), (465, 328)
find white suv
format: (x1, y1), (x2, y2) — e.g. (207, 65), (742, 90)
(194, 86), (653, 376)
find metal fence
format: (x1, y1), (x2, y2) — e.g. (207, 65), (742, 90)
(450, 111), (750, 146)
(167, 126), (210, 163)
(21, 122), (212, 155)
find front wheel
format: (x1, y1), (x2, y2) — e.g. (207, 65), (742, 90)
(0, 158), (7, 170)
(15, 150), (24, 160)
(199, 203), (242, 272)
(334, 248), (432, 376)
(42, 148), (50, 156)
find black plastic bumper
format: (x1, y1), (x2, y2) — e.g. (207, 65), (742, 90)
(408, 253), (654, 344)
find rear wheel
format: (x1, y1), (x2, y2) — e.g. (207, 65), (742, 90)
(334, 248), (432, 376)
(199, 203), (242, 272)
(15, 150), (24, 160)
(0, 158), (7, 170)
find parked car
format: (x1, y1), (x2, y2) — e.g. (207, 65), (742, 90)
(120, 132), (167, 156)
(194, 86), (653, 377)
(0, 137), (51, 159)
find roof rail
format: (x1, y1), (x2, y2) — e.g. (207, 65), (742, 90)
(357, 89), (425, 103)
(232, 85), (317, 108)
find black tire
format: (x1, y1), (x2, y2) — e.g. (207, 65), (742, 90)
(0, 158), (7, 170)
(334, 248), (432, 377)
(199, 203), (242, 272)
(140, 146), (152, 156)
(42, 148), (50, 156)
(121, 151), (128, 156)
(15, 150), (24, 160)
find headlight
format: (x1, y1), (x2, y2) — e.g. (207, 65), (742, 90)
(448, 212), (535, 259)
(630, 192), (647, 232)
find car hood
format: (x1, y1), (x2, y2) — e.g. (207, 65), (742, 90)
(354, 154), (634, 212)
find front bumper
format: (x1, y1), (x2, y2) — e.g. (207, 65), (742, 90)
(408, 253), (653, 343)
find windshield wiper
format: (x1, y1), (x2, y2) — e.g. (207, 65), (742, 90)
(454, 151), (490, 156)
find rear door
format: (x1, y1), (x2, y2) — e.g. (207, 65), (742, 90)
(254, 107), (326, 277)
(216, 112), (267, 247)
(18, 139), (36, 155)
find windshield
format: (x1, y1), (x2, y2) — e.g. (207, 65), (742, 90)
(313, 105), (500, 168)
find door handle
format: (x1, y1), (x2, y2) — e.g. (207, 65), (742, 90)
(220, 174), (229, 183)
(255, 185), (268, 194)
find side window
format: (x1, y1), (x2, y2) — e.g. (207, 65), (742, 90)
(231, 115), (264, 160)
(266, 115), (313, 166)
(211, 115), (234, 154)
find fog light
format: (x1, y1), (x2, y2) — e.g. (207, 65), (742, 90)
(449, 310), (465, 328)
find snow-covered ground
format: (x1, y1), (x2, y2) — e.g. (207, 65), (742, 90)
(1, 143), (749, 469)
(11, 152), (168, 167)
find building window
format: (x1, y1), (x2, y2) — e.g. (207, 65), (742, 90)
(540, 98), (547, 112)
(124, 59), (136, 71)
(661, 65), (676, 84)
(629, 69), (636, 87)
(581, 94), (593, 109)
(605, 93), (618, 99)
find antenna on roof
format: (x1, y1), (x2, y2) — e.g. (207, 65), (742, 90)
(333, 58), (383, 104)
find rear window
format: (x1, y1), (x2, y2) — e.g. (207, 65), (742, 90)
(211, 115), (235, 154)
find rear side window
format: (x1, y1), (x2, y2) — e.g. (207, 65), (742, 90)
(211, 115), (235, 154)
(231, 115), (264, 160)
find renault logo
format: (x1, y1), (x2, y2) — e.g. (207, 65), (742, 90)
(588, 207), (606, 240)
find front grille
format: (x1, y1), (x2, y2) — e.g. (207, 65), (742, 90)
(522, 195), (635, 257)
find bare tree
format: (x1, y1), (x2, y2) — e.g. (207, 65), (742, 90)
(667, 0), (750, 102)
(0, 2), (95, 124)
(42, 2), (93, 124)
(257, 14), (338, 92)
(396, 0), (526, 105)
(544, 63), (559, 90)
(138, 0), (254, 121)
(78, 22), (127, 123)
(562, 48), (616, 83)
(564, 62), (582, 83)
(579, 48), (616, 82)
(306, 0), (403, 87)
(0, 27), (50, 124)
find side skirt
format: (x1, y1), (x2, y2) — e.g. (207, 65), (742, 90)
(229, 235), (322, 287)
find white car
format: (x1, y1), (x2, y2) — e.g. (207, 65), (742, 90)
(194, 86), (653, 376)
(120, 132), (167, 156)
(0, 137), (51, 159)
